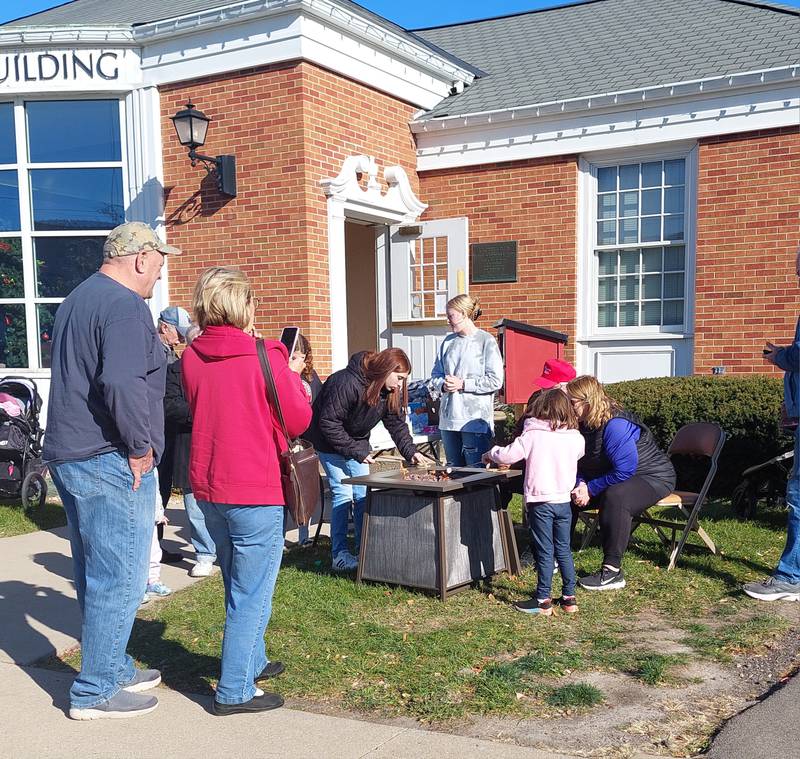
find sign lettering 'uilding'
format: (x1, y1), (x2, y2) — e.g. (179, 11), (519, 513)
(0, 51), (119, 85)
(470, 241), (518, 283)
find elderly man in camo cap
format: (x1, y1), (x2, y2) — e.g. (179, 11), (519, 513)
(43, 221), (181, 720)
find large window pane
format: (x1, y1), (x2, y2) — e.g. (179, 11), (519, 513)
(641, 161), (661, 188)
(30, 168), (123, 230)
(664, 187), (684, 214)
(640, 216), (661, 242)
(641, 189), (661, 215)
(664, 273), (685, 299)
(597, 166), (616, 193)
(620, 250), (639, 274)
(642, 274), (661, 299)
(34, 237), (104, 297)
(619, 303), (638, 327)
(663, 214), (684, 241)
(664, 159), (685, 186)
(663, 300), (684, 325)
(0, 103), (15, 164)
(597, 277), (617, 301)
(0, 304), (27, 368)
(38, 303), (59, 368)
(664, 246), (685, 271)
(642, 248), (662, 272)
(28, 100), (121, 163)
(598, 303), (616, 327)
(597, 193), (616, 219)
(619, 276), (639, 300)
(0, 171), (20, 232)
(619, 164), (638, 190)
(642, 301), (662, 326)
(620, 191), (638, 217)
(618, 217), (638, 244)
(597, 250), (617, 275)
(0, 238), (23, 298)
(597, 220), (616, 245)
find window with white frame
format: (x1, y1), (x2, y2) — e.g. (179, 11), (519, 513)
(594, 158), (687, 330)
(0, 98), (124, 370)
(409, 235), (448, 319)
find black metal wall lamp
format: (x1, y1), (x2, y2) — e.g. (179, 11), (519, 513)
(170, 101), (237, 197)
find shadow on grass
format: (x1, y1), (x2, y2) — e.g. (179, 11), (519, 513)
(127, 618), (219, 696)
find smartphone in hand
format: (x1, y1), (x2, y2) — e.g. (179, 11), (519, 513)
(279, 326), (300, 356)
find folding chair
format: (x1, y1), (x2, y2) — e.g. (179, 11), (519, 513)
(576, 422), (726, 570)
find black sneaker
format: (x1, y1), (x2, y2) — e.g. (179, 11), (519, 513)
(212, 691), (284, 715)
(513, 598), (553, 616)
(254, 661), (285, 683)
(578, 567), (626, 591)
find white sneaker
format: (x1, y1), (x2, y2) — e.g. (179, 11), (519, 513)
(190, 558), (215, 577)
(332, 551), (359, 572)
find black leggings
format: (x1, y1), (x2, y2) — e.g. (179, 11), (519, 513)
(589, 476), (672, 568)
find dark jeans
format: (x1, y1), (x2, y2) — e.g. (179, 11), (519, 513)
(592, 475), (672, 567)
(528, 501), (576, 600)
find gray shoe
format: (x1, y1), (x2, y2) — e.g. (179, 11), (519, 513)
(743, 576), (800, 601)
(122, 668), (161, 693)
(69, 689), (158, 720)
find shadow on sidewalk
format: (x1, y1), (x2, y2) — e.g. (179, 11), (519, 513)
(31, 551), (75, 588)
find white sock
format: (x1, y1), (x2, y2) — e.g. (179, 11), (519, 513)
(254, 688), (264, 697)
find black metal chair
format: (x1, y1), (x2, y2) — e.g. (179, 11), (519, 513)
(577, 422), (726, 570)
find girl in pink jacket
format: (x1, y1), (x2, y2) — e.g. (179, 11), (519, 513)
(483, 389), (585, 616)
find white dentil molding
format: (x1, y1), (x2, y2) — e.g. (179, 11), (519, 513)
(415, 82), (800, 170)
(0, 27), (136, 47)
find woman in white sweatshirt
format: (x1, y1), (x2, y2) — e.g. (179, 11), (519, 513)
(484, 389), (585, 616)
(429, 294), (504, 466)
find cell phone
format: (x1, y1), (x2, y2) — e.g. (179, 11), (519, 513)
(279, 326), (300, 357)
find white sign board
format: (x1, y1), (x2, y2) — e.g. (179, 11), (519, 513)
(0, 49), (142, 92)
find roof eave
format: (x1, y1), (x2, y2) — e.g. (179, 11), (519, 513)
(410, 64), (799, 131)
(0, 26), (136, 47)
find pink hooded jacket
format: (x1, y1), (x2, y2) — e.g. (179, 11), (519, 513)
(487, 417), (585, 504)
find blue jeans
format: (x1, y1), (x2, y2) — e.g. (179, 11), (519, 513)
(528, 501), (576, 600)
(183, 490), (216, 561)
(50, 450), (154, 709)
(318, 452), (368, 557)
(775, 428), (800, 583)
(198, 502), (284, 705)
(440, 429), (493, 466)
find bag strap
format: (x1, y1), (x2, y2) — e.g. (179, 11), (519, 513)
(256, 339), (292, 445)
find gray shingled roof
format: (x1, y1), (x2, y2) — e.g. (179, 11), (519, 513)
(415, 0), (800, 119)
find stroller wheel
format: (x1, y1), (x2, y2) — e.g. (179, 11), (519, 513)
(21, 471), (46, 511)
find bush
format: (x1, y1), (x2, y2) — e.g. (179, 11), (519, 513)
(604, 375), (788, 496)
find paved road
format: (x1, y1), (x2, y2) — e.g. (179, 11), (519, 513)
(703, 673), (800, 759)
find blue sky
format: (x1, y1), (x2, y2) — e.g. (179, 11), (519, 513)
(1, 0), (799, 26)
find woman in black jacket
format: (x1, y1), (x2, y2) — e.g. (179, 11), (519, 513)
(163, 326), (217, 577)
(308, 348), (430, 571)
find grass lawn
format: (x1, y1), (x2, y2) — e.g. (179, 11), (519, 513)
(54, 495), (795, 748)
(0, 476), (65, 537)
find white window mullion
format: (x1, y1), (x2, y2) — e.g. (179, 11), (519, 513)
(14, 99), (38, 370)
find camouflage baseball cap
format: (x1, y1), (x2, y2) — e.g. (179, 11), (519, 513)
(103, 222), (181, 259)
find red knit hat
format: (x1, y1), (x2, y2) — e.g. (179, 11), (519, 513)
(533, 358), (576, 389)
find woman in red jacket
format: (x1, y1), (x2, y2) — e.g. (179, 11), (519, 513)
(181, 266), (311, 716)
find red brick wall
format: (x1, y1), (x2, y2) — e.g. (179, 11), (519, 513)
(160, 61), (418, 373)
(161, 62), (308, 346)
(418, 157), (579, 362)
(695, 126), (800, 375)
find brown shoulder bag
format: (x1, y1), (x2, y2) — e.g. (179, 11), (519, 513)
(256, 339), (320, 526)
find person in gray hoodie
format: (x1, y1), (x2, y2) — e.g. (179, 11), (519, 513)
(429, 294), (504, 466)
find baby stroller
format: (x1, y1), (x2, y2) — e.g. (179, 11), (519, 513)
(731, 448), (794, 519)
(0, 376), (47, 509)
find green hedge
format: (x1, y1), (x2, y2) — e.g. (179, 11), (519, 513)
(605, 375), (789, 496)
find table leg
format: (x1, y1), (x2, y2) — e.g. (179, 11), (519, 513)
(356, 487), (372, 584)
(436, 495), (447, 601)
(495, 485), (521, 576)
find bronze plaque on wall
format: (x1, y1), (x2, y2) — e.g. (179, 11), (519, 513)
(470, 241), (517, 283)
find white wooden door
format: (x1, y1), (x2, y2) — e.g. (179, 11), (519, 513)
(385, 218), (468, 380)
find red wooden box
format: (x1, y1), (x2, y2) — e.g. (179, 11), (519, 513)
(494, 319), (568, 404)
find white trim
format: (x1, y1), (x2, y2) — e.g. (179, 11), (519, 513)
(415, 84), (800, 170)
(0, 28), (136, 46)
(321, 154), (428, 369)
(123, 85), (168, 320)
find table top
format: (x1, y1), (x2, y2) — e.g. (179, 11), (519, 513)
(343, 466), (521, 493)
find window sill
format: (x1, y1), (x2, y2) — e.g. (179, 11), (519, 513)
(578, 332), (692, 342)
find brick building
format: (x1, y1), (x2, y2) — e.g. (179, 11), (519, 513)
(0, 0), (797, 416)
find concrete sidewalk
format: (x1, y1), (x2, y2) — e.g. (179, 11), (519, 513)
(0, 506), (572, 758)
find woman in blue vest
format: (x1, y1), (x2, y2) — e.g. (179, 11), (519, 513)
(567, 375), (675, 592)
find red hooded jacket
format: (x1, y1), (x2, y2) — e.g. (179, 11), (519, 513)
(181, 325), (312, 505)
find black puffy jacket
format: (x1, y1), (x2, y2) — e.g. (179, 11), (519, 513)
(163, 358), (192, 491)
(307, 352), (416, 463)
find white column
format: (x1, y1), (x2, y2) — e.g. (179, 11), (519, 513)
(327, 199), (348, 370)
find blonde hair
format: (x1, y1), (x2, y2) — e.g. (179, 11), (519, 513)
(565, 375), (620, 430)
(192, 266), (253, 331)
(446, 294), (481, 321)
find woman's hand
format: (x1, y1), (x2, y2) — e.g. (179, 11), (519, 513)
(571, 482), (590, 507)
(411, 452), (435, 467)
(481, 452), (494, 465)
(364, 453), (377, 464)
(288, 352), (306, 374)
(443, 374), (464, 393)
